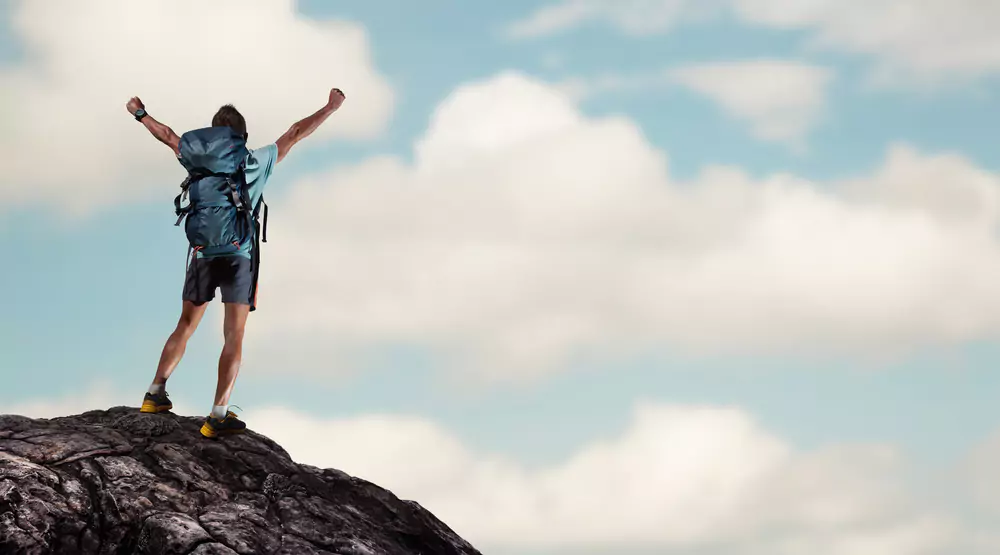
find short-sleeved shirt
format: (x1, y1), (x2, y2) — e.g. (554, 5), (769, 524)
(196, 143), (278, 259)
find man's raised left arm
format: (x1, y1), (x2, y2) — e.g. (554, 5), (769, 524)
(126, 96), (180, 156)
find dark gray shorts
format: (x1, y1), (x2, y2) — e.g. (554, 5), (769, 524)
(182, 255), (256, 308)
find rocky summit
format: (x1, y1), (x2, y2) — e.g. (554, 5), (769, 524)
(0, 407), (480, 555)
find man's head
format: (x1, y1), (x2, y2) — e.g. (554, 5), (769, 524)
(212, 104), (248, 140)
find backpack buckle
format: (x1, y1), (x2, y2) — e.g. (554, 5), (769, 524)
(225, 178), (246, 212)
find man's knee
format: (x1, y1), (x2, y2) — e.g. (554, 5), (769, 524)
(175, 316), (199, 338)
(215, 302), (249, 358)
(176, 301), (206, 336)
(222, 303), (250, 347)
(223, 326), (245, 347)
(222, 317), (246, 348)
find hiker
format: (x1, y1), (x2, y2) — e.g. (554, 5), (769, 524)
(126, 88), (346, 438)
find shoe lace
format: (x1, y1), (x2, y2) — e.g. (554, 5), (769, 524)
(227, 404), (243, 418)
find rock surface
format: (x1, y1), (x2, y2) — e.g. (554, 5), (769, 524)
(0, 407), (480, 555)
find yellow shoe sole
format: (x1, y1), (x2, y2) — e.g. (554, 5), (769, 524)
(140, 400), (173, 413)
(200, 422), (245, 439)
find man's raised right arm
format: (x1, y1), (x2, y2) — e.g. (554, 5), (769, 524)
(275, 88), (346, 164)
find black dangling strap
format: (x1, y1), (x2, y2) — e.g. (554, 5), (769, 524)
(262, 201), (268, 243)
(249, 217), (261, 313)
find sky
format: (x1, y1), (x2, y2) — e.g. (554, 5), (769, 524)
(2, 0), (1000, 553)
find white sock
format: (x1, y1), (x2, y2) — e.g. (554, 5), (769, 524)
(211, 405), (228, 419)
(148, 382), (165, 395)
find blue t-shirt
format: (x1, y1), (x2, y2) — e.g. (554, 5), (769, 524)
(197, 143), (278, 259)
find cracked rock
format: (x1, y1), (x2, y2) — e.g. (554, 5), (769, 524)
(0, 407), (479, 555)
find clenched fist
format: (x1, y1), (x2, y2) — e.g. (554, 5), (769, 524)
(126, 96), (145, 116)
(327, 88), (346, 111)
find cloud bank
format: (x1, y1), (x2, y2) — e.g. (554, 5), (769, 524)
(669, 60), (833, 147)
(243, 71), (1000, 382)
(1, 0), (393, 215)
(2, 391), (992, 555)
(509, 0), (1000, 83)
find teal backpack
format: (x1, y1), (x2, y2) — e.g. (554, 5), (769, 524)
(173, 126), (268, 308)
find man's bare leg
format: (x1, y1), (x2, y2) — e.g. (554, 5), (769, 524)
(199, 302), (251, 437)
(154, 301), (208, 385)
(141, 301), (208, 413)
(213, 302), (250, 408)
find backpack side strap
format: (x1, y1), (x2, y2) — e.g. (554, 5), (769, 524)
(226, 177), (247, 213)
(174, 176), (193, 226)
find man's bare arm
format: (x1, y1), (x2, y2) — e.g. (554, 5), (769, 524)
(275, 88), (346, 164)
(141, 114), (181, 156)
(126, 96), (180, 156)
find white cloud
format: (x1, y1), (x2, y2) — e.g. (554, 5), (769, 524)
(506, 0), (725, 38)
(1, 0), (393, 215)
(838, 145), (1000, 230)
(2, 388), (992, 554)
(510, 0), (1000, 82)
(242, 71), (1000, 382)
(959, 431), (1000, 521)
(555, 60), (831, 147)
(506, 0), (603, 38)
(248, 402), (961, 554)
(0, 382), (123, 418)
(0, 382), (198, 419)
(669, 60), (832, 147)
(555, 71), (674, 101)
(733, 0), (1000, 83)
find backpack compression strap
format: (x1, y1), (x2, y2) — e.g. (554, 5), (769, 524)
(174, 176), (193, 226)
(226, 174), (247, 213)
(173, 163), (250, 228)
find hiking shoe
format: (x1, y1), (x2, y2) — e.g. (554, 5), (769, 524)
(140, 391), (173, 413)
(200, 411), (247, 438)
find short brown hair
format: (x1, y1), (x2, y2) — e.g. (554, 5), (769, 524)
(211, 104), (247, 138)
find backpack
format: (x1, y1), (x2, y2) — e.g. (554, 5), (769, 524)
(173, 126), (269, 308)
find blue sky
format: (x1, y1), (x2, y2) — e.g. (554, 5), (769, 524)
(3, 1), (1000, 552)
